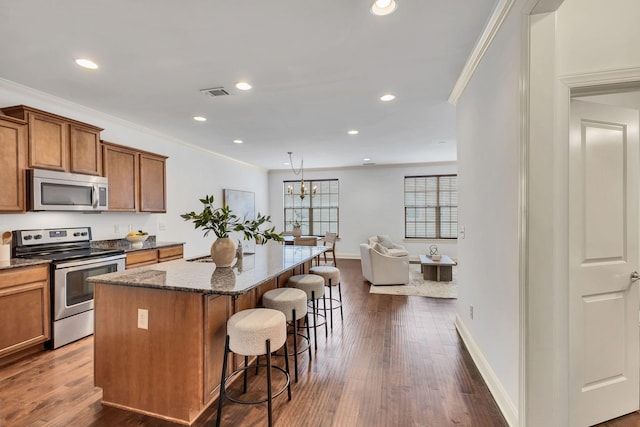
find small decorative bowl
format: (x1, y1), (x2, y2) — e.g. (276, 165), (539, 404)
(431, 254), (442, 261)
(125, 234), (148, 244)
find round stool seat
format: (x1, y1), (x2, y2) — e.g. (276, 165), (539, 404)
(263, 288), (308, 321)
(227, 308), (287, 356)
(309, 266), (340, 286)
(288, 274), (325, 299)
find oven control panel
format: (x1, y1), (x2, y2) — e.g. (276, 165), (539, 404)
(14, 227), (92, 246)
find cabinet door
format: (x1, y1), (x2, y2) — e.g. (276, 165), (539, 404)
(69, 124), (101, 175)
(0, 117), (27, 212)
(0, 265), (50, 358)
(139, 153), (167, 213)
(103, 142), (139, 211)
(27, 111), (68, 171)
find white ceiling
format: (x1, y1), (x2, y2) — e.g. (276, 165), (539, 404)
(0, 0), (497, 170)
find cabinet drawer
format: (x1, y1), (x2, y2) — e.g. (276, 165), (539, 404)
(158, 245), (183, 262)
(126, 250), (158, 269)
(0, 265), (48, 289)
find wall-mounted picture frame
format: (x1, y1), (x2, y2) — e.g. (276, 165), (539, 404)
(223, 189), (255, 221)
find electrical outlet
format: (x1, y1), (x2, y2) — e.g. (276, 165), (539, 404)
(158, 222), (166, 232)
(137, 308), (148, 330)
(469, 305), (474, 320)
(459, 226), (466, 239)
(114, 224), (120, 234)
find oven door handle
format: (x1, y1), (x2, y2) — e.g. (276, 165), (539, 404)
(55, 254), (126, 270)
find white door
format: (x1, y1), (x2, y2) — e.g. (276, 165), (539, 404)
(569, 99), (640, 426)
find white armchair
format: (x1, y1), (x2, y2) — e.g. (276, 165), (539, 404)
(360, 243), (410, 285)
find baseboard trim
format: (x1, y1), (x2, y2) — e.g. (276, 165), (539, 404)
(454, 314), (519, 426)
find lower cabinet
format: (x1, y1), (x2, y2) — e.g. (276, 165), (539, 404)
(0, 265), (50, 359)
(125, 245), (184, 269)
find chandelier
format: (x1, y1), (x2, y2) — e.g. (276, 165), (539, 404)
(286, 151), (317, 200)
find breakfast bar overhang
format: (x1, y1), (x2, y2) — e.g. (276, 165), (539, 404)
(88, 243), (327, 425)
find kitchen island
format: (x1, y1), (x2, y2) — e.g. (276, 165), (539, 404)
(88, 243), (327, 425)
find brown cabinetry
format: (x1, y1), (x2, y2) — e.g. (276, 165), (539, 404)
(1, 105), (103, 175)
(0, 265), (50, 359)
(125, 244), (183, 269)
(0, 115), (27, 212)
(139, 152), (167, 212)
(102, 141), (167, 213)
(102, 142), (139, 211)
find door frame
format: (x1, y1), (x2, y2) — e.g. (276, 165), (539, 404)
(523, 3), (640, 426)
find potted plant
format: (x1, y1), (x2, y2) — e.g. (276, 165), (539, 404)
(181, 195), (283, 267)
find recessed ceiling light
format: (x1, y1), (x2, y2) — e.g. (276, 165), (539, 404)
(348, 130), (359, 135)
(370, 0), (397, 16)
(74, 58), (98, 70)
(283, 162), (290, 166)
(235, 81), (252, 91)
(193, 116), (207, 122)
(380, 94), (396, 102)
(233, 139), (243, 144)
(363, 158), (371, 162)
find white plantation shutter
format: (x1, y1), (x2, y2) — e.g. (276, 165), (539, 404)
(404, 175), (457, 239)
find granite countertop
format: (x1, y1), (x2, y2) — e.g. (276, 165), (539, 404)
(91, 236), (184, 253)
(88, 242), (329, 296)
(0, 258), (51, 271)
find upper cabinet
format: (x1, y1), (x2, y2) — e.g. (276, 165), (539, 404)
(102, 142), (139, 212)
(102, 141), (167, 213)
(1, 105), (103, 176)
(139, 152), (167, 213)
(0, 115), (27, 212)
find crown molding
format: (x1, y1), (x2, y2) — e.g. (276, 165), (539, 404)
(448, 0), (516, 105)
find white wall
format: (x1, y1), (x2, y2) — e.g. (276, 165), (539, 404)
(524, 1), (640, 426)
(455, 1), (522, 423)
(0, 79), (269, 258)
(268, 163), (458, 260)
(556, 0), (640, 76)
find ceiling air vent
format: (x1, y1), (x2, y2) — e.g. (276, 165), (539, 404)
(200, 87), (230, 97)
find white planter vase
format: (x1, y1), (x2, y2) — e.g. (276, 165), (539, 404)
(292, 226), (302, 237)
(210, 237), (237, 267)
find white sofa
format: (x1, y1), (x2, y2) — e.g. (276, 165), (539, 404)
(360, 241), (410, 286)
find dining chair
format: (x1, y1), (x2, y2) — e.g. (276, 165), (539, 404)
(294, 236), (319, 266)
(321, 232), (337, 266)
(293, 237), (317, 246)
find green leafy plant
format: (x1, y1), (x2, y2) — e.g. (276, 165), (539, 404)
(180, 195), (283, 244)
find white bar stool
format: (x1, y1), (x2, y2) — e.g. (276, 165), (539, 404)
(287, 274), (328, 351)
(216, 308), (291, 427)
(309, 266), (343, 330)
(263, 287), (311, 383)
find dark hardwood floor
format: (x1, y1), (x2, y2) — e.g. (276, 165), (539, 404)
(1, 259), (510, 427)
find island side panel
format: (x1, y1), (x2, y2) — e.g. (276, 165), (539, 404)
(204, 294), (231, 404)
(94, 283), (205, 424)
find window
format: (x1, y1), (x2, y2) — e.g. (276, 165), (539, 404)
(284, 179), (339, 236)
(404, 175), (457, 239)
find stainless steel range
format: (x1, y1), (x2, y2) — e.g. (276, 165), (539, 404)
(12, 227), (125, 349)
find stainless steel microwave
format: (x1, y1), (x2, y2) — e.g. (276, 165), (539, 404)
(28, 169), (108, 212)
